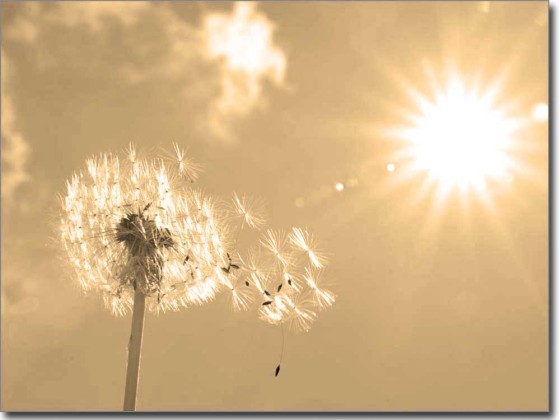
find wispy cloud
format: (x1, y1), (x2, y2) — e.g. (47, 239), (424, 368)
(46, 1), (150, 32)
(5, 2), (150, 43)
(1, 51), (31, 203)
(4, 3), (41, 44)
(3, 2), (287, 142)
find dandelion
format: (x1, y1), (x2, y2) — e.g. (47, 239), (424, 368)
(60, 144), (335, 409)
(60, 147), (227, 315)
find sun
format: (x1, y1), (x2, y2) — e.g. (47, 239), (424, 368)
(397, 76), (519, 196)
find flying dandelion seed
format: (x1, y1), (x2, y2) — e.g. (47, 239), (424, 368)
(289, 227), (326, 269)
(59, 144), (335, 409)
(232, 193), (266, 229)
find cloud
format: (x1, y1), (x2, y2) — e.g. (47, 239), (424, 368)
(5, 16), (39, 44)
(1, 51), (31, 203)
(4, 3), (41, 44)
(203, 3), (287, 138)
(119, 2), (288, 140)
(3, 2), (287, 142)
(46, 1), (150, 32)
(118, 6), (206, 84)
(4, 2), (150, 44)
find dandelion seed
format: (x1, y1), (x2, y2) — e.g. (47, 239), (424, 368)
(303, 268), (335, 309)
(232, 193), (265, 229)
(239, 248), (269, 279)
(261, 229), (290, 266)
(281, 268), (302, 292)
(288, 299), (318, 332)
(172, 142), (201, 182)
(289, 227), (326, 269)
(227, 277), (256, 311)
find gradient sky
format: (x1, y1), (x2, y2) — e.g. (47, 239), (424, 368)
(1, 1), (548, 411)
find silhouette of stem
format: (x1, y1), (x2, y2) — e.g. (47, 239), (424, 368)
(123, 289), (146, 411)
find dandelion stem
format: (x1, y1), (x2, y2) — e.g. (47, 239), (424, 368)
(123, 289), (146, 411)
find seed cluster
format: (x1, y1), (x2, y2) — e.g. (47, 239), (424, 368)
(60, 144), (335, 332)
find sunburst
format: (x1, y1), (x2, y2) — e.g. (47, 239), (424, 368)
(387, 70), (525, 206)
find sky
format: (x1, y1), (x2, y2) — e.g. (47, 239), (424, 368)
(1, 1), (549, 411)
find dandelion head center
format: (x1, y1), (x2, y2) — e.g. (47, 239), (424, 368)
(115, 209), (174, 258)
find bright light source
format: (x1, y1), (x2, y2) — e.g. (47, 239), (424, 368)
(532, 102), (548, 122)
(387, 163), (396, 172)
(401, 77), (517, 193)
(335, 182), (345, 192)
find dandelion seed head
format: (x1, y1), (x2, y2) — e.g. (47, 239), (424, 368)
(60, 146), (230, 314)
(60, 144), (335, 333)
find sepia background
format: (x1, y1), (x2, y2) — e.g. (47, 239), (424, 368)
(1, 1), (548, 411)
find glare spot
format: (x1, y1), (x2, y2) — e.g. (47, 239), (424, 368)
(532, 102), (548, 122)
(387, 163), (396, 172)
(398, 76), (518, 194)
(335, 182), (345, 192)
